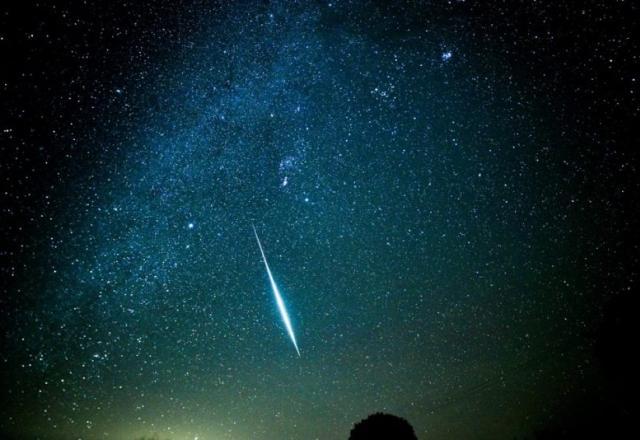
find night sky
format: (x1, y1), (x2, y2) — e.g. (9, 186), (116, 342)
(1, 1), (637, 439)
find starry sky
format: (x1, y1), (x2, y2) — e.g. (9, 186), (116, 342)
(1, 1), (637, 439)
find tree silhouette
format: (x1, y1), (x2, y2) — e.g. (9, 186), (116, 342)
(349, 412), (418, 440)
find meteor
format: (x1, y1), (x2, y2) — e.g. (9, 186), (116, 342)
(252, 225), (301, 357)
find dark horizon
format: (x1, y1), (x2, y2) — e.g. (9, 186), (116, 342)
(1, 1), (636, 439)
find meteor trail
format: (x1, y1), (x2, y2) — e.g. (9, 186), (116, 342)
(253, 225), (301, 357)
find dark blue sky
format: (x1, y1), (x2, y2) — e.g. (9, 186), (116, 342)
(1, 1), (636, 439)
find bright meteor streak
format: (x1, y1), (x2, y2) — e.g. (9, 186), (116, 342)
(253, 226), (301, 357)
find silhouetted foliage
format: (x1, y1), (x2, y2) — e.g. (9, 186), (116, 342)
(349, 412), (418, 440)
